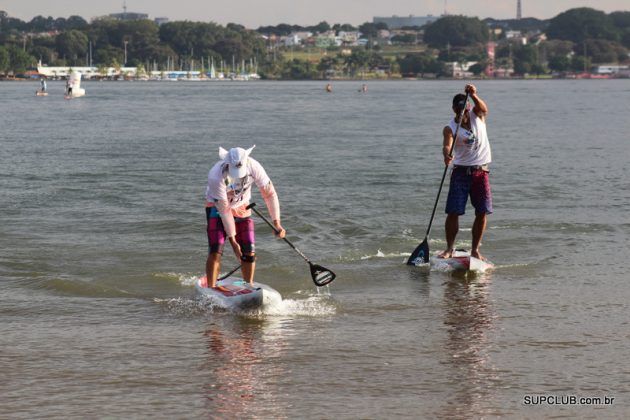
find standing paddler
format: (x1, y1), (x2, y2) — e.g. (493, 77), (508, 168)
(204, 146), (286, 289)
(438, 84), (493, 261)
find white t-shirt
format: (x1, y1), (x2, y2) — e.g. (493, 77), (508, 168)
(448, 110), (492, 166)
(206, 157), (271, 208)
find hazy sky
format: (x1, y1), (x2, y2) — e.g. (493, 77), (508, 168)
(2, 1), (629, 28)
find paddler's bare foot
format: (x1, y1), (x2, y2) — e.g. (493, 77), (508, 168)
(437, 249), (454, 259)
(471, 250), (486, 261)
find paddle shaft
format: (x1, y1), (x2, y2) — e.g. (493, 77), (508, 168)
(422, 92), (470, 241)
(249, 205), (313, 265)
(218, 264), (241, 281)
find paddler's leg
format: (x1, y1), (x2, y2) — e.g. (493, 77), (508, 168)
(470, 169), (493, 261)
(440, 167), (468, 258)
(206, 207), (226, 288)
(440, 213), (459, 258)
(206, 253), (222, 288)
(471, 213), (487, 260)
(235, 216), (256, 285)
(241, 253), (255, 284)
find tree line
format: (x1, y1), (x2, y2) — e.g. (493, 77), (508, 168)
(1, 7), (629, 78)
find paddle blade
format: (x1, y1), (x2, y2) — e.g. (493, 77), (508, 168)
(310, 263), (336, 287)
(406, 238), (429, 266)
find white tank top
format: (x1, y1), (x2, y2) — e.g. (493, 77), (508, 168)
(448, 110), (492, 166)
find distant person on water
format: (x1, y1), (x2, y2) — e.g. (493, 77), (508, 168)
(326, 83), (332, 92)
(439, 84), (493, 261)
(40, 78), (47, 92)
(204, 145), (286, 288)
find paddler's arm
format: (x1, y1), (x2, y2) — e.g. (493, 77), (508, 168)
(260, 181), (286, 239)
(215, 199), (243, 260)
(465, 84), (488, 120)
(443, 126), (454, 167)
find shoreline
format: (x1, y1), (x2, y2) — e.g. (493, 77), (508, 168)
(2, 76), (627, 82)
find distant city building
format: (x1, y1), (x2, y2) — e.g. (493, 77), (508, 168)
(154, 17), (169, 25)
(593, 65), (629, 75)
(373, 15), (439, 29)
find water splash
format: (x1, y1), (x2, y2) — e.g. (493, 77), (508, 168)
(360, 249), (410, 260)
(164, 273), (337, 318)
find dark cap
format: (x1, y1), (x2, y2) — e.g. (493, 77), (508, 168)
(452, 93), (467, 111)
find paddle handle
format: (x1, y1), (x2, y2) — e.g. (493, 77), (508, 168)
(247, 203), (312, 265)
(423, 92), (469, 239)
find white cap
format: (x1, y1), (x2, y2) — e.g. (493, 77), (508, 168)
(219, 145), (255, 179)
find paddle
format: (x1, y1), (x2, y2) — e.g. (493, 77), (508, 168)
(248, 203), (336, 287)
(406, 92), (470, 266)
(218, 264), (240, 281)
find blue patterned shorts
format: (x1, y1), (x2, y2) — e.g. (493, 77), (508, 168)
(445, 167), (493, 215)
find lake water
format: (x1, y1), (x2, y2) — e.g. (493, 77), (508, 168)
(1, 79), (629, 419)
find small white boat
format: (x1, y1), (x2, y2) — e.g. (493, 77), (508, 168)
(64, 71), (86, 99)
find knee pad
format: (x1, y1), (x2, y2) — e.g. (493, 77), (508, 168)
(240, 253), (256, 263)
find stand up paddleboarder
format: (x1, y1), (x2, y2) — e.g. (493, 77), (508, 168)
(204, 146), (285, 289)
(438, 84), (493, 262)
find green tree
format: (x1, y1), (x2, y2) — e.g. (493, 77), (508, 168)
(65, 16), (89, 30)
(344, 49), (371, 75)
(424, 16), (489, 48)
(332, 23), (357, 33)
(120, 19), (161, 64)
(398, 53), (444, 76)
(317, 55), (342, 77)
(28, 15), (56, 32)
(0, 46), (10, 72)
(56, 29), (88, 64)
(8, 45), (35, 72)
(468, 63), (485, 75)
(308, 21), (331, 34)
(391, 34), (417, 45)
(547, 8), (619, 43)
(609, 11), (630, 48)
(570, 55), (590, 72)
(358, 22), (379, 39)
(548, 55), (571, 72)
(93, 45), (123, 66)
(582, 38), (628, 63)
(513, 44), (539, 72)
(281, 58), (317, 79)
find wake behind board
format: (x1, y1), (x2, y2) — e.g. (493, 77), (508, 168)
(429, 249), (494, 273)
(196, 276), (282, 310)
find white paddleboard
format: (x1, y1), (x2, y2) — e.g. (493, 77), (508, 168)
(196, 276), (282, 310)
(429, 249), (494, 273)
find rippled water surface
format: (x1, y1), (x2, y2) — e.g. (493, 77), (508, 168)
(2, 79), (629, 418)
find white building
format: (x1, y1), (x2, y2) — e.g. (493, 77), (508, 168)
(445, 61), (478, 78)
(38, 66), (138, 79)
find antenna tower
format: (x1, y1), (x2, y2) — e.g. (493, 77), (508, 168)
(517, 0), (522, 20)
(444, 0), (448, 16)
